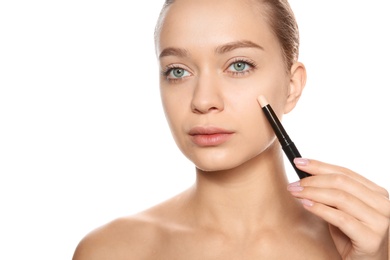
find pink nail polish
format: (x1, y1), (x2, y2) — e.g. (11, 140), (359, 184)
(300, 199), (314, 207)
(287, 185), (304, 192)
(288, 181), (300, 187)
(294, 158), (309, 166)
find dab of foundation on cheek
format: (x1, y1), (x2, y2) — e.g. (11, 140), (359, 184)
(257, 95), (311, 179)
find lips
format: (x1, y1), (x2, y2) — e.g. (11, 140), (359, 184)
(188, 126), (234, 147)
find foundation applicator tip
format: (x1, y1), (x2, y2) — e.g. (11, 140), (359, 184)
(257, 95), (269, 108)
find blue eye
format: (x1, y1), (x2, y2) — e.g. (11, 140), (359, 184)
(228, 61), (253, 73)
(171, 68), (185, 78)
(230, 61), (250, 72)
(163, 67), (191, 82)
(225, 59), (257, 77)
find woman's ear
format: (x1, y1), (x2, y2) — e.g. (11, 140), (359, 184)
(284, 62), (307, 114)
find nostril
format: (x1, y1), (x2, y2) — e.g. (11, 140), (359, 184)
(190, 82), (224, 113)
(191, 104), (222, 114)
(209, 106), (218, 111)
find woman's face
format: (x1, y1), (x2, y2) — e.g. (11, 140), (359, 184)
(156, 0), (293, 171)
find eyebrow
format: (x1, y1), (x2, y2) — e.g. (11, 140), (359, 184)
(159, 47), (189, 59)
(215, 40), (264, 54)
(158, 40), (264, 59)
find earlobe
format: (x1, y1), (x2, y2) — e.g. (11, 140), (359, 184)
(284, 62), (307, 114)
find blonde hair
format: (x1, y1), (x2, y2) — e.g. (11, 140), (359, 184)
(155, 0), (300, 72)
(259, 0), (299, 71)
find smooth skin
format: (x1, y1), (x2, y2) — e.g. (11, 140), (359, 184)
(73, 0), (390, 259)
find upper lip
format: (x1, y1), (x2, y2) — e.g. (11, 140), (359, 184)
(188, 126), (234, 135)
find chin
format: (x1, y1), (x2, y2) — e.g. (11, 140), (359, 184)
(191, 151), (259, 173)
(180, 137), (274, 173)
(194, 163), (229, 172)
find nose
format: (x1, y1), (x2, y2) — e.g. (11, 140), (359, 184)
(191, 74), (224, 114)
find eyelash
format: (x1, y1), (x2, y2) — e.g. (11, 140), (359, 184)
(161, 58), (257, 83)
(161, 65), (190, 83)
(226, 58), (257, 77)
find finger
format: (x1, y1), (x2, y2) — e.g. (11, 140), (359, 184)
(290, 186), (389, 233)
(301, 201), (386, 255)
(296, 174), (390, 218)
(294, 158), (389, 198)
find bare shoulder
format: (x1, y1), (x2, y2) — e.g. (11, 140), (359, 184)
(72, 213), (166, 260)
(72, 191), (191, 260)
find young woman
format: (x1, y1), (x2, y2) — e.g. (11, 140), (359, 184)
(73, 0), (390, 259)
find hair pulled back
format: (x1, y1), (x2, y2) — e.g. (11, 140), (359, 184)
(155, 0), (299, 72)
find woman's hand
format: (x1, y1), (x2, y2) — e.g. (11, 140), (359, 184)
(287, 158), (390, 260)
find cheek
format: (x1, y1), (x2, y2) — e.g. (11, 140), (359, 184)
(229, 83), (279, 142)
(247, 82), (288, 122)
(244, 104), (273, 143)
(161, 94), (180, 129)
(227, 93), (271, 144)
(160, 90), (189, 144)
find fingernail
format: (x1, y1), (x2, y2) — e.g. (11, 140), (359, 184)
(294, 158), (309, 166)
(288, 180), (300, 187)
(288, 185), (304, 192)
(300, 199), (314, 207)
(287, 181), (304, 192)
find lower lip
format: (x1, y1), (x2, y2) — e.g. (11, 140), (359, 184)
(190, 133), (234, 147)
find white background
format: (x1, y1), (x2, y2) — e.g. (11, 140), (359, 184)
(1, 1), (389, 259)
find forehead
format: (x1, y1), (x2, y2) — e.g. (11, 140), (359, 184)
(156, 0), (278, 55)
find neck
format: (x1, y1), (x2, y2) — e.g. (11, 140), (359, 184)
(189, 142), (304, 234)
